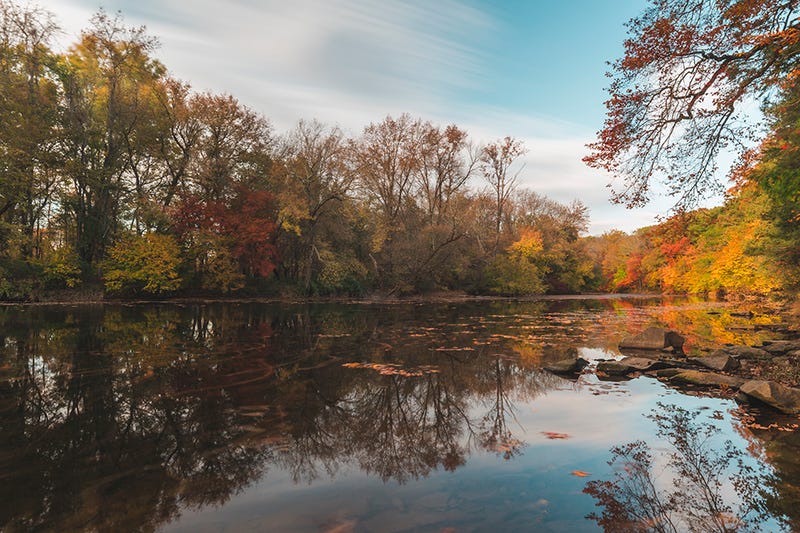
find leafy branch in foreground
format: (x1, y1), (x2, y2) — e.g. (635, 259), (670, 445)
(586, 0), (800, 210)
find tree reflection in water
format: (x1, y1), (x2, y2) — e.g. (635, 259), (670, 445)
(0, 303), (562, 530)
(584, 403), (784, 533)
(0, 299), (794, 532)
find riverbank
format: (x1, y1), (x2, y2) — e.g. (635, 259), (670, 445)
(546, 324), (800, 416)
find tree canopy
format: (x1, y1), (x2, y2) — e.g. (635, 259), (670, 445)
(585, 0), (800, 210)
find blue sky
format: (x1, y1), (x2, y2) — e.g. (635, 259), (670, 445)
(46, 0), (697, 234)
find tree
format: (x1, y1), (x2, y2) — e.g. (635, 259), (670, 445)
(277, 120), (353, 293)
(59, 10), (163, 267)
(188, 92), (272, 200)
(585, 0), (800, 210)
(415, 123), (477, 224)
(480, 136), (527, 252)
(0, 0), (61, 258)
(173, 185), (277, 292)
(103, 233), (181, 295)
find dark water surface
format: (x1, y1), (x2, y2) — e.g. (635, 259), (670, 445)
(1, 297), (798, 532)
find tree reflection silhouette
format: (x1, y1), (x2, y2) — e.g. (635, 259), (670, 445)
(0, 303), (562, 530)
(584, 403), (784, 533)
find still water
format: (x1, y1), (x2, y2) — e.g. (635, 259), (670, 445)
(0, 297), (798, 532)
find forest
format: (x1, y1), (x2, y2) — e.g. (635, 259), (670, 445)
(0, 1), (798, 301)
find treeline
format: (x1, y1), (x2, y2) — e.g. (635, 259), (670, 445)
(0, 3), (597, 300)
(587, 182), (798, 299)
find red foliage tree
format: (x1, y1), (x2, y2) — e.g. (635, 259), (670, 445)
(173, 186), (278, 278)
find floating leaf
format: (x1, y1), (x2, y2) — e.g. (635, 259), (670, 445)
(341, 362), (439, 377)
(542, 431), (571, 440)
(571, 470), (590, 477)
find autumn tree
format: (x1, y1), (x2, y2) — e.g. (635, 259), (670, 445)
(59, 10), (164, 267)
(0, 0), (60, 259)
(173, 185), (277, 293)
(187, 92), (272, 200)
(510, 191), (592, 292)
(415, 123), (477, 224)
(586, 0), (800, 210)
(480, 136), (527, 253)
(277, 120), (357, 294)
(103, 232), (182, 295)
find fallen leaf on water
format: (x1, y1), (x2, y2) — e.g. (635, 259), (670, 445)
(341, 362), (439, 376)
(321, 519), (357, 533)
(571, 470), (590, 477)
(542, 431), (571, 440)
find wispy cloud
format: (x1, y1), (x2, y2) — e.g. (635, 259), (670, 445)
(50, 0), (493, 128)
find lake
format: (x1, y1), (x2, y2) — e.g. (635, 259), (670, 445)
(1, 297), (798, 532)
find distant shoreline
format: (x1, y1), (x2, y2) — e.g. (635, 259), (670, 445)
(0, 292), (731, 307)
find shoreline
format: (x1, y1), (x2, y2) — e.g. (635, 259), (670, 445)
(0, 292), (712, 307)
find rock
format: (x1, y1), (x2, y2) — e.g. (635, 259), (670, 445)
(688, 354), (740, 372)
(656, 368), (684, 378)
(759, 340), (800, 355)
(597, 360), (640, 375)
(715, 346), (771, 360)
(619, 327), (685, 352)
(740, 380), (800, 415)
(660, 358), (693, 369)
(669, 370), (744, 388)
(544, 357), (589, 375)
(597, 357), (679, 375)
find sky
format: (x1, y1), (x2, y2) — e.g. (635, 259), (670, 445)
(43, 0), (706, 234)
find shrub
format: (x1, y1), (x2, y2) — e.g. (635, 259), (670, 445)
(104, 233), (182, 295)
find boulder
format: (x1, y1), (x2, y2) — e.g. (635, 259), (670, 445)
(715, 346), (771, 360)
(688, 354), (740, 372)
(619, 327), (685, 352)
(669, 370), (744, 388)
(740, 380), (800, 415)
(544, 357), (589, 375)
(759, 340), (800, 355)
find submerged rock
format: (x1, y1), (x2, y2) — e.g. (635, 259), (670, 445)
(619, 327), (685, 352)
(688, 354), (740, 372)
(740, 380), (800, 415)
(544, 357), (589, 375)
(669, 370), (744, 388)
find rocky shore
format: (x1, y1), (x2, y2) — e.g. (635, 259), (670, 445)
(545, 327), (800, 415)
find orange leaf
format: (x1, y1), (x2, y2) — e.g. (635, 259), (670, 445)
(542, 431), (571, 440)
(571, 470), (590, 477)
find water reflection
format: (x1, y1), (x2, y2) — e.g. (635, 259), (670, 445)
(584, 403), (779, 532)
(0, 298), (793, 531)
